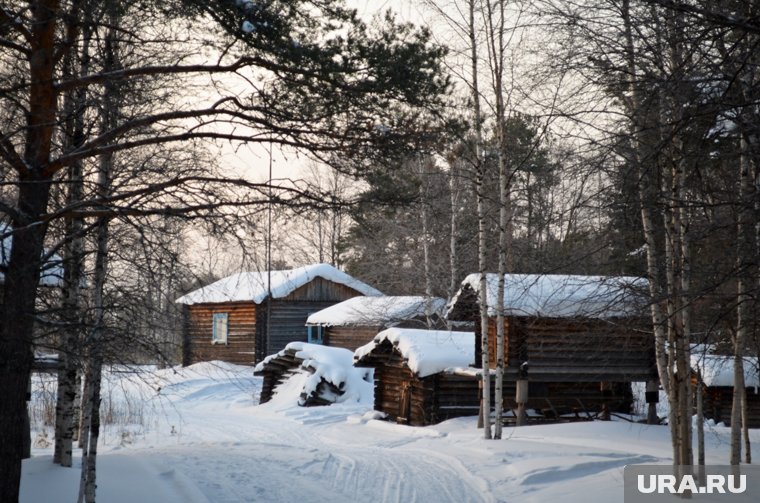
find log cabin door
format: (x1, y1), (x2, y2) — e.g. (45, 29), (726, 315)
(398, 380), (411, 423)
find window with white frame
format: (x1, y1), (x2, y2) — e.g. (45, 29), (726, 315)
(212, 313), (229, 344)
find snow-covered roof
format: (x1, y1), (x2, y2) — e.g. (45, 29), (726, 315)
(354, 328), (474, 378)
(1, 227), (64, 287)
(450, 273), (648, 319)
(692, 353), (760, 388)
(306, 296), (446, 327)
(255, 342), (372, 405)
(175, 263), (382, 305)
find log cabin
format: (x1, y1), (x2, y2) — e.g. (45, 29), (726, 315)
(354, 328), (478, 426)
(176, 263), (382, 366)
(305, 295), (448, 351)
(446, 273), (655, 422)
(354, 328), (632, 426)
(446, 273), (656, 383)
(693, 353), (760, 427)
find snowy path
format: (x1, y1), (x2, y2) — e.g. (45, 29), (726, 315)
(131, 406), (494, 503)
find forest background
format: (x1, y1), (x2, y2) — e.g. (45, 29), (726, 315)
(2, 0), (760, 501)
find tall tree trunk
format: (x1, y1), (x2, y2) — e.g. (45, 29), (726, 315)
(77, 354), (103, 503)
(696, 370), (705, 485)
(732, 136), (754, 465)
(419, 158), (434, 328)
(0, 187), (53, 502)
(666, 7), (693, 468)
(80, 9), (117, 499)
(483, 0), (508, 439)
(741, 384), (751, 464)
(79, 137), (112, 503)
(622, 0), (680, 464)
(55, 11), (91, 466)
(78, 365), (92, 448)
(468, 0), (491, 439)
(0, 2), (60, 498)
(448, 160), (460, 303)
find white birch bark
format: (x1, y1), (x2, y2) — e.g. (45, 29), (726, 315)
(480, 0), (508, 438)
(622, 0), (681, 464)
(79, 10), (117, 499)
(448, 159), (460, 305)
(54, 19), (91, 466)
(468, 0), (491, 439)
(731, 136), (753, 465)
(419, 158), (434, 329)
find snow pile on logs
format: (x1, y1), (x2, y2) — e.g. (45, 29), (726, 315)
(255, 342), (373, 406)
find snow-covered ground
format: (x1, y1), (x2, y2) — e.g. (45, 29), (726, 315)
(22, 362), (759, 503)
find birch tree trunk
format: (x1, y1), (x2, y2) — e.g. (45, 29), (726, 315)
(741, 384), (751, 464)
(448, 159), (460, 303)
(482, 0), (508, 438)
(78, 365), (92, 449)
(419, 158), (434, 328)
(54, 10), (92, 467)
(668, 8), (693, 469)
(622, 0), (681, 464)
(731, 136), (753, 465)
(467, 0), (491, 439)
(79, 9), (117, 499)
(78, 128), (112, 503)
(696, 370), (705, 485)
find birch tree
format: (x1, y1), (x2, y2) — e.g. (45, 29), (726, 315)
(52, 2), (93, 466)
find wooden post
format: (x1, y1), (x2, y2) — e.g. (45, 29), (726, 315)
(696, 371), (705, 486)
(181, 304), (191, 367)
(477, 378), (484, 429)
(646, 379), (659, 425)
(600, 381), (612, 421)
(399, 381), (411, 424)
(23, 377), (31, 459)
(515, 379), (528, 426)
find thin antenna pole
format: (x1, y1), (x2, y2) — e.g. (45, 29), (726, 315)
(266, 143), (273, 357)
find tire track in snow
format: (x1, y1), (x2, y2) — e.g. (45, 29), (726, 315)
(140, 414), (494, 503)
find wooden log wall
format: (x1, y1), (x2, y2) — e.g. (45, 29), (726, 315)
(325, 326), (382, 351)
(445, 284), (482, 367)
(185, 302), (256, 366)
(501, 381), (632, 416)
(357, 337), (635, 427)
(701, 385), (760, 428)
(488, 317), (656, 382)
(358, 342), (477, 426)
(358, 342), (432, 426)
(258, 277), (366, 355)
(431, 374), (481, 421)
(262, 300), (347, 355)
(282, 277), (364, 302)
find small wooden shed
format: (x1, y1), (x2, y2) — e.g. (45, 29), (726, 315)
(305, 296), (448, 351)
(176, 263), (381, 366)
(693, 354), (760, 427)
(354, 328), (480, 426)
(447, 273), (656, 384)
